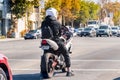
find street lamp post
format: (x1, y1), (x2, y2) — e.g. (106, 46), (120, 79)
(3, 0), (11, 37)
(0, 1), (3, 36)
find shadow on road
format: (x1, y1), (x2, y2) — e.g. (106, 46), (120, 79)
(13, 71), (67, 80)
(13, 73), (43, 80)
(113, 77), (120, 80)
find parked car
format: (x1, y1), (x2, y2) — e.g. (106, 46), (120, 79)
(24, 29), (41, 40)
(77, 28), (84, 36)
(80, 27), (96, 37)
(117, 26), (120, 37)
(0, 54), (12, 80)
(96, 25), (112, 37)
(111, 26), (119, 36)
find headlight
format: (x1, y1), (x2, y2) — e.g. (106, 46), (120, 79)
(89, 31), (92, 33)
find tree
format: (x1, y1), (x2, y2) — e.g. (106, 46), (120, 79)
(45, 0), (99, 27)
(78, 1), (90, 25)
(45, 0), (61, 11)
(75, 1), (99, 27)
(45, 0), (80, 26)
(88, 1), (99, 20)
(9, 0), (40, 37)
(10, 0), (40, 18)
(68, 0), (80, 27)
(103, 2), (120, 25)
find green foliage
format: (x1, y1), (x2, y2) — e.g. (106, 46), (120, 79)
(76, 0), (99, 25)
(45, 0), (61, 11)
(88, 1), (99, 20)
(10, 0), (40, 18)
(45, 0), (100, 26)
(78, 1), (90, 24)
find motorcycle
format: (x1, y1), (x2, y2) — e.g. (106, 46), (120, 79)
(40, 36), (72, 78)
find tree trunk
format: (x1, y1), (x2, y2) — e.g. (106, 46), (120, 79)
(62, 15), (65, 25)
(71, 20), (74, 27)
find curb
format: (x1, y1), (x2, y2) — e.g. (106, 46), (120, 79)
(0, 38), (24, 42)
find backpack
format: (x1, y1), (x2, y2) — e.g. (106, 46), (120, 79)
(41, 21), (53, 39)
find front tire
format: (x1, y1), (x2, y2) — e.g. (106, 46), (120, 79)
(0, 67), (7, 80)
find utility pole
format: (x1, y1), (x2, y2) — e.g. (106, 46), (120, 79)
(0, 0), (3, 36)
(3, 0), (8, 37)
(39, 0), (45, 27)
(3, 0), (11, 37)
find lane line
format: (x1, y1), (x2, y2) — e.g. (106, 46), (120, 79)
(12, 69), (40, 71)
(9, 59), (40, 61)
(72, 60), (120, 62)
(9, 59), (120, 62)
(11, 69), (120, 72)
(72, 69), (120, 71)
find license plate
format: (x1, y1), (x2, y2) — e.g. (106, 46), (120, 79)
(41, 46), (50, 50)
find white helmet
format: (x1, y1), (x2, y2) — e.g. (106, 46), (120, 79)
(46, 8), (58, 19)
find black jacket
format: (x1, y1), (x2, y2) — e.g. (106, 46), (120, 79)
(41, 15), (61, 39)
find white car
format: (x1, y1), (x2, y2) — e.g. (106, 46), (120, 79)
(111, 26), (119, 36)
(96, 25), (112, 37)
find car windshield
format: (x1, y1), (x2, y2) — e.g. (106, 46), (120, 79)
(112, 27), (117, 30)
(79, 28), (84, 31)
(99, 26), (108, 29)
(88, 21), (97, 25)
(29, 30), (37, 33)
(84, 28), (92, 31)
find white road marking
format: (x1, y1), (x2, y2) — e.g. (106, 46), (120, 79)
(9, 59), (120, 62)
(11, 69), (120, 72)
(72, 60), (120, 62)
(10, 59), (120, 72)
(72, 69), (120, 71)
(9, 59), (40, 61)
(12, 69), (40, 71)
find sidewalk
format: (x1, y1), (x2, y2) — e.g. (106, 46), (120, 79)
(0, 38), (24, 42)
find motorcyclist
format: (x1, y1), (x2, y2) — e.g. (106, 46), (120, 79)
(61, 25), (72, 40)
(41, 7), (74, 76)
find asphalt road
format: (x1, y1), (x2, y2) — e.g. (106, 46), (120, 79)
(1, 37), (120, 80)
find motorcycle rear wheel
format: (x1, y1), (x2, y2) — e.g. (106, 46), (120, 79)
(41, 53), (55, 78)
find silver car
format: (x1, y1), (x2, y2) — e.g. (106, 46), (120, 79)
(96, 25), (112, 37)
(111, 26), (119, 36)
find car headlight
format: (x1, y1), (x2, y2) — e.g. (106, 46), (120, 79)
(89, 31), (92, 33)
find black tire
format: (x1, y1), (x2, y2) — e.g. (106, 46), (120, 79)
(96, 35), (98, 37)
(34, 36), (37, 39)
(41, 53), (54, 78)
(107, 34), (110, 37)
(62, 68), (66, 72)
(24, 38), (27, 40)
(0, 67), (7, 80)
